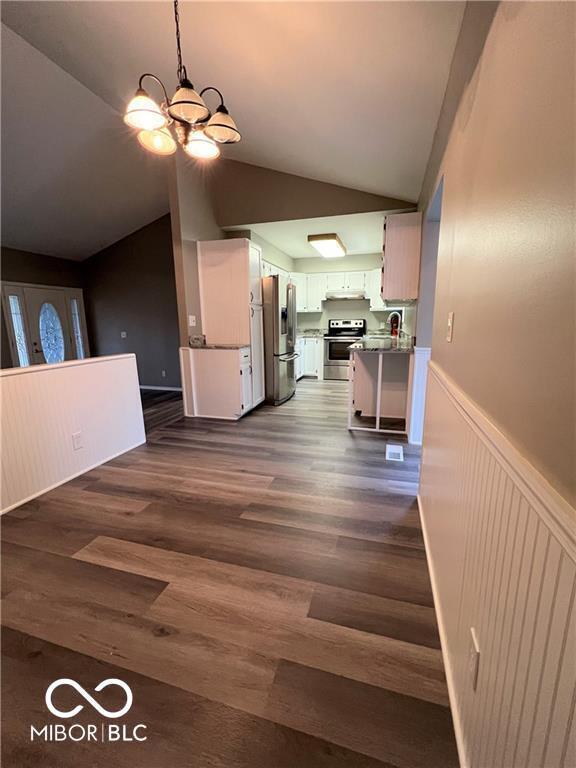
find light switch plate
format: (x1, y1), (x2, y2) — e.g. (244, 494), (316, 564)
(446, 312), (454, 342)
(72, 431), (83, 451)
(469, 627), (480, 692)
(188, 315), (197, 327)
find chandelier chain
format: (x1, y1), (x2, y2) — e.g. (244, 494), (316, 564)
(173, 0), (186, 83)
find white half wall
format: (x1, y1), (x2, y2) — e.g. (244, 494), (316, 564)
(419, 362), (575, 768)
(0, 354), (146, 513)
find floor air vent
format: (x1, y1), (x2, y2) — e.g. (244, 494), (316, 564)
(386, 444), (404, 462)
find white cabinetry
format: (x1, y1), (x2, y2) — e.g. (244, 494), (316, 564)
(306, 274), (327, 312)
(301, 338), (323, 378)
(290, 273), (308, 312)
(197, 238), (265, 414)
(326, 273), (346, 291)
(250, 304), (265, 406)
(181, 347), (254, 420)
(381, 212), (422, 300)
(345, 271), (366, 290)
(366, 268), (386, 311)
(295, 338), (305, 380)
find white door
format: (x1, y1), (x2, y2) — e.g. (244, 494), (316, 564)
(326, 273), (346, 291)
(295, 339), (304, 379)
(240, 363), (253, 414)
(346, 271), (366, 290)
(306, 274), (327, 312)
(250, 305), (265, 405)
(368, 269), (386, 310)
(249, 244), (263, 305)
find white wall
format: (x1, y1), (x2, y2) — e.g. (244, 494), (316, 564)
(295, 253), (382, 273)
(0, 354), (145, 513)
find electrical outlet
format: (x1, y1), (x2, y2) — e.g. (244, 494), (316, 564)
(469, 627), (480, 692)
(446, 312), (454, 342)
(72, 431), (83, 451)
(188, 315), (196, 328)
(161, 369), (167, 378)
(120, 331), (127, 339)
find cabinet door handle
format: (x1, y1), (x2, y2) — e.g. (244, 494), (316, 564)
(251, 307), (254, 317)
(250, 291), (254, 302)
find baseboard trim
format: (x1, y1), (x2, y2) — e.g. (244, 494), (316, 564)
(139, 385), (183, 392)
(0, 439), (146, 515)
(417, 493), (467, 768)
(428, 361), (575, 558)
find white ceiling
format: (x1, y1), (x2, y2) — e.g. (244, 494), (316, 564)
(243, 211), (390, 259)
(1, 24), (170, 260)
(2, 1), (463, 203)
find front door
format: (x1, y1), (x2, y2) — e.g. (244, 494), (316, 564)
(2, 283), (89, 367)
(24, 287), (73, 365)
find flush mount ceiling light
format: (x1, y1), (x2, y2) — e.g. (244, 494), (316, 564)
(124, 0), (241, 160)
(307, 234), (347, 258)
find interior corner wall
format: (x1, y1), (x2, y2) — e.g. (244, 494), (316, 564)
(83, 215), (181, 388)
(169, 156), (222, 343)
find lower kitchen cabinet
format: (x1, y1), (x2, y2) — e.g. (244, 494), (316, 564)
(180, 346), (264, 420)
(301, 337), (323, 379)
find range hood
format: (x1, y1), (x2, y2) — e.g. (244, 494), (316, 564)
(325, 290), (366, 301)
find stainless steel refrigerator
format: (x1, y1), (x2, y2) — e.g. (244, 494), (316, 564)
(262, 275), (297, 405)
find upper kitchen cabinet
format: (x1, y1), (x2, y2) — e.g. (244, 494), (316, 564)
(306, 273), (327, 312)
(289, 272), (308, 312)
(326, 272), (366, 292)
(198, 238), (263, 346)
(381, 212), (422, 301)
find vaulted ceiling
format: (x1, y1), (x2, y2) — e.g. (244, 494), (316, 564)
(1, 2), (464, 259)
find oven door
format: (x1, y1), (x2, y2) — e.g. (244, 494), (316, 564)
(324, 338), (354, 364)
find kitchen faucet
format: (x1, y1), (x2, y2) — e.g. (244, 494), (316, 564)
(387, 311), (402, 336)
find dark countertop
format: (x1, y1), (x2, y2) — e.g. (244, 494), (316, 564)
(348, 342), (413, 354)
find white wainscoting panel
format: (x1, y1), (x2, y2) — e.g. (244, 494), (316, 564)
(1, 354), (146, 513)
(419, 361), (575, 768)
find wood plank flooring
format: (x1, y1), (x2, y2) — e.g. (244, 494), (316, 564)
(1, 380), (457, 767)
(140, 388), (184, 433)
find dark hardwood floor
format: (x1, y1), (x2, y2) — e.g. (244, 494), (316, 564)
(140, 388), (184, 433)
(1, 380), (457, 768)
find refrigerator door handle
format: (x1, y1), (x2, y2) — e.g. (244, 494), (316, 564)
(279, 353), (299, 362)
(287, 282), (297, 349)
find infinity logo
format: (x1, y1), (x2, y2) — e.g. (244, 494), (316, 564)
(45, 678), (133, 719)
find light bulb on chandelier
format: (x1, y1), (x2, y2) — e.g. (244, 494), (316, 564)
(124, 0), (240, 160)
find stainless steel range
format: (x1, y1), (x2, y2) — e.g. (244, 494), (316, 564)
(323, 319), (366, 380)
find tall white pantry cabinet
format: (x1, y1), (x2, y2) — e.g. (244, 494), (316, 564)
(184, 239), (265, 419)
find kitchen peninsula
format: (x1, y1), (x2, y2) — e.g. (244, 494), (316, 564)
(348, 340), (414, 434)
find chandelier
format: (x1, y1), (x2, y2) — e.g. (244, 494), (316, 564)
(123, 0), (240, 159)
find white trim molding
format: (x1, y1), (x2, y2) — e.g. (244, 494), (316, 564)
(419, 361), (575, 768)
(407, 346), (431, 445)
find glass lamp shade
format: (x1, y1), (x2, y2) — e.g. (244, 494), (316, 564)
(168, 81), (210, 125)
(204, 108), (241, 144)
(137, 127), (177, 156)
(184, 131), (221, 159)
(124, 90), (167, 131)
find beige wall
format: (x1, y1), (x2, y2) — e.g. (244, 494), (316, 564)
(425, 1), (575, 503)
(249, 233), (294, 273)
(294, 254), (382, 274)
(208, 160), (412, 228)
(169, 156), (222, 344)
